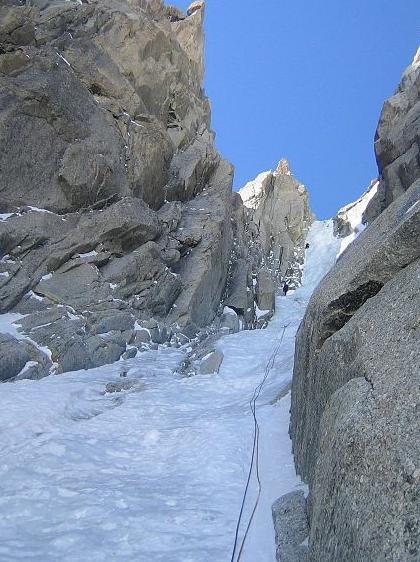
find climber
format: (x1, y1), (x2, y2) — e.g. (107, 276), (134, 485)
(305, 243), (310, 249)
(283, 282), (289, 296)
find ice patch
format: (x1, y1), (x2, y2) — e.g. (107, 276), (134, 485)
(337, 180), (379, 257)
(0, 213), (14, 221)
(16, 361), (39, 378)
(223, 306), (237, 317)
(27, 206), (54, 214)
(239, 170), (272, 209)
(78, 251), (98, 258)
(0, 312), (54, 365)
(255, 304), (270, 319)
(406, 199), (420, 215)
(28, 290), (44, 302)
(0, 312), (25, 339)
(56, 52), (71, 66)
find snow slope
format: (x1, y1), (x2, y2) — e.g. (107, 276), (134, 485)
(0, 221), (339, 562)
(336, 180), (379, 256)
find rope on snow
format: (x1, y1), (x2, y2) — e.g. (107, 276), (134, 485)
(230, 324), (290, 562)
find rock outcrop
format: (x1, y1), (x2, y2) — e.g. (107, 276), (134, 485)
(365, 46), (420, 222)
(234, 160), (312, 320)
(0, 2), (314, 380)
(290, 51), (420, 561)
(0, 0), (235, 378)
(334, 178), (378, 238)
(272, 491), (309, 562)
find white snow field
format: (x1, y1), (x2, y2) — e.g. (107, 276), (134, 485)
(0, 221), (339, 562)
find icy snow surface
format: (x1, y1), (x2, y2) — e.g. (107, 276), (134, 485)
(337, 180), (379, 257)
(238, 171), (272, 209)
(0, 221), (339, 562)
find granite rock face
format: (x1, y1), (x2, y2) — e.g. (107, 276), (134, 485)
(290, 53), (420, 561)
(365, 48), (420, 222)
(0, 1), (313, 379)
(0, 0), (236, 376)
(216, 158), (315, 335)
(272, 491), (309, 562)
(0, 1), (316, 382)
(239, 160), (313, 295)
(217, 160), (312, 331)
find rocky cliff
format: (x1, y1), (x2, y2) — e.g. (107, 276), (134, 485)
(0, 0), (236, 378)
(289, 51), (420, 561)
(237, 159), (312, 318)
(0, 1), (313, 381)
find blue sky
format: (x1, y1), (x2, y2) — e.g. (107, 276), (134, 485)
(174, 0), (420, 218)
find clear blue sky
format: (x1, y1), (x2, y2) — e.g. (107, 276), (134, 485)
(174, 0), (420, 218)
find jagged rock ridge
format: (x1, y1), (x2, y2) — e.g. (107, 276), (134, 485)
(235, 159), (312, 318)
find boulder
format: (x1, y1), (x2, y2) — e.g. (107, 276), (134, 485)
(122, 348), (137, 360)
(57, 338), (93, 373)
(0, 333), (30, 382)
(272, 492), (309, 562)
(89, 198), (161, 252)
(35, 263), (110, 310)
(133, 329), (151, 345)
(89, 311), (134, 335)
(105, 379), (136, 394)
(199, 349), (224, 375)
(85, 335), (125, 368)
(220, 307), (240, 333)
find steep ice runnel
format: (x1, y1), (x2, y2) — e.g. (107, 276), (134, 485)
(0, 221), (338, 562)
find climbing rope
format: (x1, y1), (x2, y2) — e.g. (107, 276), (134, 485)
(230, 324), (290, 562)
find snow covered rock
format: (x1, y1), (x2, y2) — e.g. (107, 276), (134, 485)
(334, 179), (379, 256)
(0, 333), (31, 382)
(0, 331), (50, 382)
(219, 307), (240, 333)
(0, 0), (236, 373)
(199, 349), (224, 375)
(238, 159), (313, 292)
(105, 380), (137, 394)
